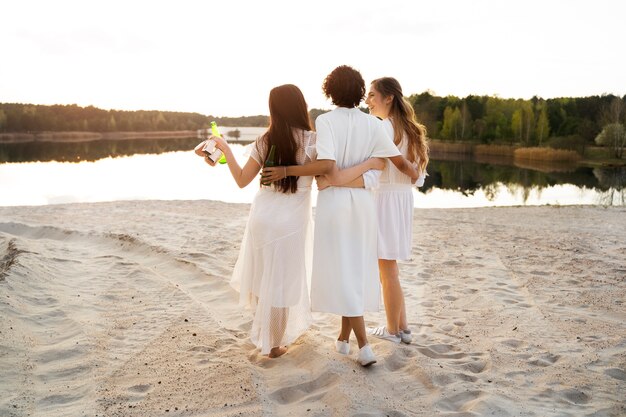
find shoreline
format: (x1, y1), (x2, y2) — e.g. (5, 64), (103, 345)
(3, 134), (623, 168)
(0, 130), (254, 145)
(0, 201), (624, 416)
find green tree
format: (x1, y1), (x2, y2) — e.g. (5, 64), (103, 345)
(108, 115), (117, 131)
(409, 91), (441, 138)
(511, 109), (523, 142)
(595, 123), (626, 158)
(0, 109), (6, 131)
(535, 103), (550, 146)
(441, 106), (462, 140)
(521, 102), (535, 145)
(460, 101), (472, 140)
(155, 112), (167, 130)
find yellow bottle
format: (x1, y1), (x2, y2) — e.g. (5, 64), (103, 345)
(210, 121), (228, 164)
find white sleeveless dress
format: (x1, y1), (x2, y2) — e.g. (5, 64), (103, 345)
(375, 119), (425, 261)
(230, 129), (315, 354)
(310, 108), (401, 316)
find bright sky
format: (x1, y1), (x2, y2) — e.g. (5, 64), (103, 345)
(2, 0), (624, 117)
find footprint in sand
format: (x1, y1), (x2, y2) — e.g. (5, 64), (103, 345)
(188, 345), (216, 353)
(384, 347), (417, 372)
(128, 384), (153, 394)
(435, 390), (484, 412)
(500, 338), (525, 349)
(269, 371), (339, 405)
(417, 344), (466, 360)
(560, 388), (591, 405)
(528, 353), (560, 367)
(605, 368), (626, 381)
(459, 359), (489, 374)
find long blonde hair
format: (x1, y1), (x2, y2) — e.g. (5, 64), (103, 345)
(371, 77), (429, 173)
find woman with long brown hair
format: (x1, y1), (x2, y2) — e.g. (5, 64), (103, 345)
(200, 84), (318, 358)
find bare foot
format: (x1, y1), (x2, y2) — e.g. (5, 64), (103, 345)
(268, 346), (287, 358)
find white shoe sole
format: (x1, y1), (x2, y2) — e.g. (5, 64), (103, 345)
(359, 358), (377, 367)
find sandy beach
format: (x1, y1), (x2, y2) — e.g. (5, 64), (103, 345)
(0, 201), (625, 417)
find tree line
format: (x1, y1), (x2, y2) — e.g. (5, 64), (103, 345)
(2, 93), (625, 157)
(409, 92), (625, 157)
(0, 103), (269, 133)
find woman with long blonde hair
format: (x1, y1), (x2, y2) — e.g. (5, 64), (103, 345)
(366, 76), (428, 344)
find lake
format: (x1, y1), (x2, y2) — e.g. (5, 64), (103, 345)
(1, 128), (624, 207)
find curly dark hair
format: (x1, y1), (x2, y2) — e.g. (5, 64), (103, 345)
(322, 65), (366, 108)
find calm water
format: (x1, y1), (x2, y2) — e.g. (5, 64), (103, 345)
(1, 129), (624, 207)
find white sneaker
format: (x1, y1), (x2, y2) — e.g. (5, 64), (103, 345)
(357, 344), (377, 367)
(368, 326), (401, 343)
(400, 329), (412, 344)
(335, 340), (350, 355)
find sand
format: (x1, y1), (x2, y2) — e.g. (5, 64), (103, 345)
(0, 201), (625, 417)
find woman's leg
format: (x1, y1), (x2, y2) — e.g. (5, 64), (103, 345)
(339, 316), (352, 342)
(348, 316), (368, 348)
(269, 307), (288, 358)
(378, 259), (404, 334)
(399, 295), (408, 331)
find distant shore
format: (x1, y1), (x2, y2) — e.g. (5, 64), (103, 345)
(0, 131), (198, 143)
(0, 130), (259, 145)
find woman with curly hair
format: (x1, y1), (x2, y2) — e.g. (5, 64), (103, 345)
(263, 66), (419, 366)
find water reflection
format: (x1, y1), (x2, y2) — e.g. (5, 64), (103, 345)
(0, 140), (624, 207)
(0, 127), (264, 163)
(0, 137), (202, 163)
(424, 159), (626, 194)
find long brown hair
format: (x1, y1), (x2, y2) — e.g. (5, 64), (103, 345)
(258, 84), (312, 193)
(370, 77), (429, 173)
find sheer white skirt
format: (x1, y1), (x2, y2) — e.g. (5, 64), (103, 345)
(230, 187), (313, 354)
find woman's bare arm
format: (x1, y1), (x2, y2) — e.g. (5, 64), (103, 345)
(389, 155), (420, 180)
(325, 158), (385, 186)
(211, 136), (262, 188)
(262, 160), (335, 183)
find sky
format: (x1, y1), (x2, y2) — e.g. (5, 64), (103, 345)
(2, 0), (625, 117)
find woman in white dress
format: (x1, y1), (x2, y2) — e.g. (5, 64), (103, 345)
(326, 77), (429, 344)
(367, 77), (429, 344)
(200, 84), (315, 358)
(263, 66), (420, 366)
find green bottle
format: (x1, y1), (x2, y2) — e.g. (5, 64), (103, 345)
(261, 144), (276, 186)
(210, 121), (228, 164)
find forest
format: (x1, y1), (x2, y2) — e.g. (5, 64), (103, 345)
(1, 92), (625, 158)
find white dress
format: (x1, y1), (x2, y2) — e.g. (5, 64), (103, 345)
(375, 119), (424, 261)
(310, 108), (401, 316)
(230, 129), (315, 355)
